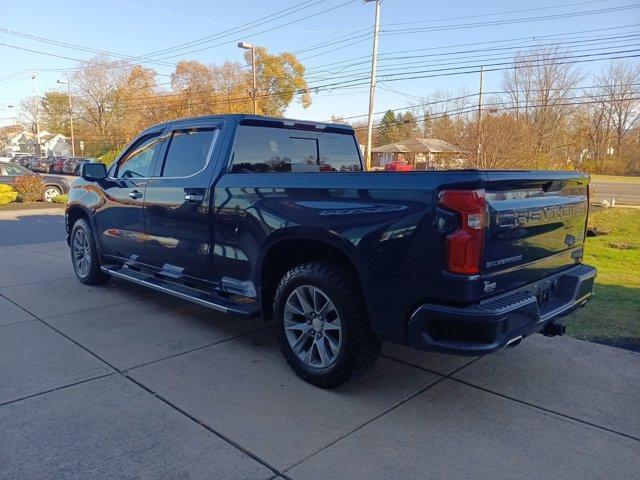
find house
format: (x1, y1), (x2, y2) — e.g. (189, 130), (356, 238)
(2, 130), (71, 157)
(38, 132), (72, 156)
(372, 138), (469, 170)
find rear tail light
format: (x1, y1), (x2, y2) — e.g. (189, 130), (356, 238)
(437, 189), (486, 275)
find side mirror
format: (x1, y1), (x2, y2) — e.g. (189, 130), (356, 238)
(81, 162), (107, 181)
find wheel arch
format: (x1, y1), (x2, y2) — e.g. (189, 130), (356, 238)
(258, 235), (368, 321)
(65, 204), (98, 249)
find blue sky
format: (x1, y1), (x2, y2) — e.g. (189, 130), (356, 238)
(0, 0), (638, 127)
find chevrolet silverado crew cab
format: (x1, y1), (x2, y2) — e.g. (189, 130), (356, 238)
(66, 115), (596, 387)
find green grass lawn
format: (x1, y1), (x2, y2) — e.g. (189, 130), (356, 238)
(565, 208), (640, 351)
(589, 174), (640, 184)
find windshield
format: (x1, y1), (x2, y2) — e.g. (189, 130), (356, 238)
(3, 163), (30, 176)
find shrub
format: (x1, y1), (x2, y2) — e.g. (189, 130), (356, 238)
(0, 184), (18, 205)
(13, 175), (45, 202)
(99, 150), (120, 165)
(51, 194), (68, 204)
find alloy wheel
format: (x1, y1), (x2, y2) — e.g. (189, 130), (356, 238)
(284, 285), (342, 369)
(72, 229), (91, 277)
(44, 187), (60, 202)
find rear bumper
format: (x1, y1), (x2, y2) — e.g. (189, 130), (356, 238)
(407, 264), (596, 355)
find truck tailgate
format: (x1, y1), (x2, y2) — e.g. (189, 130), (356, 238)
(481, 172), (590, 294)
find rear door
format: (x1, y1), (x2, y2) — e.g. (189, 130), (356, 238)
(143, 119), (222, 285)
(482, 172), (590, 290)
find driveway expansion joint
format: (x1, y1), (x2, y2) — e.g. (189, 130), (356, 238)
(450, 377), (640, 443)
(0, 291), (285, 477)
(282, 355), (483, 474)
(382, 351), (640, 444)
(125, 374), (294, 480)
(0, 372), (117, 407)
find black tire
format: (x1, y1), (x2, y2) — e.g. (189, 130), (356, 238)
(274, 262), (381, 388)
(70, 218), (109, 285)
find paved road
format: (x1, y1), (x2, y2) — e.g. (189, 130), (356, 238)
(1, 212), (639, 479)
(591, 180), (640, 205)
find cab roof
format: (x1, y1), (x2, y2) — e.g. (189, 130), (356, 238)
(140, 114), (354, 136)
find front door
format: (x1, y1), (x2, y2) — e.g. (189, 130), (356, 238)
(94, 131), (164, 263)
(143, 120), (222, 285)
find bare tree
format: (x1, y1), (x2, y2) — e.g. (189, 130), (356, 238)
(503, 46), (584, 160)
(598, 61), (640, 164)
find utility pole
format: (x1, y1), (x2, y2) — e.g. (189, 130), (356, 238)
(57, 79), (75, 157)
(476, 65), (484, 167)
(32, 73), (41, 156)
(365, 0), (381, 171)
(238, 42), (258, 114)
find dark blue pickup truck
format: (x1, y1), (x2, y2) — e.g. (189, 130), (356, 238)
(66, 114), (596, 387)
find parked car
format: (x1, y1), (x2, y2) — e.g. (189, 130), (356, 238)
(52, 157), (68, 174)
(29, 157), (57, 173)
(65, 114), (596, 387)
(17, 156), (33, 168)
(63, 157), (93, 175)
(0, 162), (69, 201)
(384, 160), (413, 171)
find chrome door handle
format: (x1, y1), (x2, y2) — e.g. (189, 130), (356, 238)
(128, 190), (143, 199)
(184, 194), (204, 203)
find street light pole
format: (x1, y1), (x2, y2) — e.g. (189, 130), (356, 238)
(364, 0), (381, 171)
(57, 80), (75, 157)
(238, 42), (258, 114)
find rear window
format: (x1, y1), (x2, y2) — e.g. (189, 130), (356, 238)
(230, 125), (361, 173)
(161, 128), (216, 177)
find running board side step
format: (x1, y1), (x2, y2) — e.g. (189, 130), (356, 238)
(101, 265), (259, 317)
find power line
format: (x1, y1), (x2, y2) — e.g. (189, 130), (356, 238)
(304, 31), (640, 78)
(305, 38), (640, 82)
(380, 3), (640, 35)
(135, 0), (324, 60)
(340, 83), (640, 121)
(382, 0), (606, 27)
(302, 23), (640, 72)
(147, 0), (360, 62)
(0, 27), (176, 68)
(367, 95), (640, 132)
(299, 49), (640, 93)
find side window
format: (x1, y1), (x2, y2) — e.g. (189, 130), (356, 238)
(115, 134), (162, 179)
(230, 126), (319, 173)
(318, 132), (362, 172)
(230, 125), (361, 173)
(161, 128), (216, 177)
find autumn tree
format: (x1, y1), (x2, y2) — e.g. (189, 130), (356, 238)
(244, 47), (311, 116)
(171, 60), (219, 117)
(41, 91), (71, 136)
(71, 55), (132, 150)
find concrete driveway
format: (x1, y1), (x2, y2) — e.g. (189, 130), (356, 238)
(1, 210), (639, 479)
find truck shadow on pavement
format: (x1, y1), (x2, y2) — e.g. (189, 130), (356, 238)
(0, 213), (66, 247)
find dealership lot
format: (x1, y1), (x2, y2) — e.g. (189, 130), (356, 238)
(1, 210), (639, 479)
